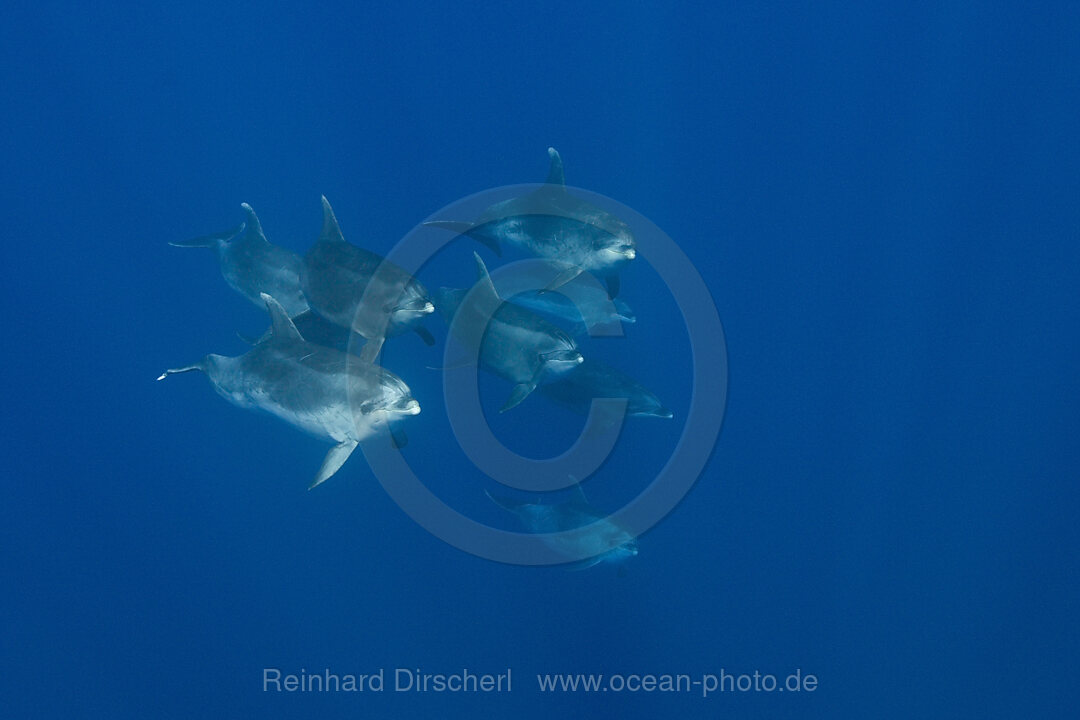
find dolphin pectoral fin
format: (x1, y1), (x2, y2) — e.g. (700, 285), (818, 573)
(310, 439), (358, 489)
(501, 382), (537, 412)
(424, 221), (501, 256)
(390, 426), (408, 449)
(564, 556), (606, 571)
(541, 265), (584, 294)
(169, 223), (243, 249)
(606, 275), (620, 299)
(359, 336), (385, 364)
(413, 326), (435, 346)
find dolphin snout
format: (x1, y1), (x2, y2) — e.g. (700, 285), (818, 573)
(400, 399), (421, 415)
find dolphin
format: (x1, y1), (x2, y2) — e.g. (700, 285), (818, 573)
(538, 357), (673, 420)
(424, 147), (637, 298)
(492, 260), (635, 336)
(486, 483), (639, 569)
(435, 253), (584, 412)
(302, 196), (435, 363)
(171, 203), (309, 318)
(157, 293), (421, 489)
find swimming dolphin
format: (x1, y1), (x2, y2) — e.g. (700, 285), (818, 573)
(171, 203), (309, 318)
(538, 357), (673, 420)
(435, 253), (583, 412)
(424, 148), (637, 298)
(491, 260), (635, 336)
(157, 293), (420, 488)
(302, 196), (435, 362)
(486, 483), (639, 569)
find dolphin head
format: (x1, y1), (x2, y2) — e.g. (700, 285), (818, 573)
(389, 282), (435, 326)
(598, 226), (637, 266)
(541, 337), (584, 378)
(608, 536), (640, 562)
(355, 370), (421, 419)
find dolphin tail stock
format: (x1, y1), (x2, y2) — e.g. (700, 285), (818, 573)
(423, 220), (502, 257)
(310, 439), (358, 490)
(169, 222), (244, 251)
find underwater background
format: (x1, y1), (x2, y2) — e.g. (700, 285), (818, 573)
(3, 1), (1078, 717)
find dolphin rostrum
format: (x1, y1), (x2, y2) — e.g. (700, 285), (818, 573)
(486, 482), (639, 569)
(302, 196), (435, 363)
(171, 203), (309, 318)
(435, 253), (584, 412)
(424, 148), (637, 298)
(157, 293), (420, 488)
(538, 357), (672, 420)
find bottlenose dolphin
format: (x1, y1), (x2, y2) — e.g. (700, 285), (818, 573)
(157, 293), (420, 488)
(538, 357), (673, 419)
(171, 203), (309, 318)
(425, 148), (637, 298)
(492, 260), (635, 336)
(435, 253), (583, 412)
(486, 483), (639, 569)
(302, 196), (435, 362)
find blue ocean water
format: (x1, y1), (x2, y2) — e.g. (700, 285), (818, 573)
(3, 2), (1078, 717)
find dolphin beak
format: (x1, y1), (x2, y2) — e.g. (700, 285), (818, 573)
(401, 399), (421, 415)
(421, 302), (435, 314)
(624, 248), (637, 260)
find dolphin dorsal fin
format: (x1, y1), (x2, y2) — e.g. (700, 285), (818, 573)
(545, 147), (566, 187)
(239, 203), (270, 245)
(261, 293), (305, 343)
(472, 252), (502, 302)
(319, 196), (346, 244)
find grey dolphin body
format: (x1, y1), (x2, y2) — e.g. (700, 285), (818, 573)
(302, 196), (435, 362)
(492, 260), (635, 336)
(158, 294), (420, 488)
(425, 148), (637, 298)
(487, 485), (638, 569)
(171, 203), (309, 318)
(436, 253), (584, 412)
(538, 357), (673, 420)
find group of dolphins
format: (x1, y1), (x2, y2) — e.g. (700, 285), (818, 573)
(159, 148), (670, 568)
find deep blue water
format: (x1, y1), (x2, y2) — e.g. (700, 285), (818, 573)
(3, 2), (1078, 717)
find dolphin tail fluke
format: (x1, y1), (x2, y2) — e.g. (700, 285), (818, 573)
(500, 382), (536, 412)
(310, 439), (358, 489)
(169, 223), (243, 251)
(424, 220), (501, 256)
